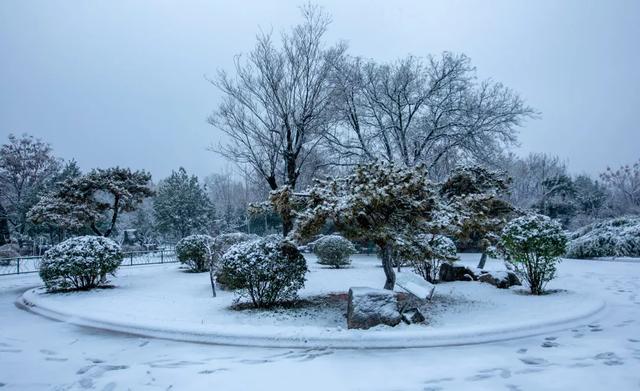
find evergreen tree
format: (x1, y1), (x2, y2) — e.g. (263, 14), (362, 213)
(153, 168), (216, 240)
(440, 165), (516, 268)
(29, 167), (153, 237)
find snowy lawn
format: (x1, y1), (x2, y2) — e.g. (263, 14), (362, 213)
(1, 255), (639, 390)
(20, 254), (603, 348)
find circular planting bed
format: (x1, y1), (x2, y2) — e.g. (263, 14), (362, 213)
(19, 255), (605, 348)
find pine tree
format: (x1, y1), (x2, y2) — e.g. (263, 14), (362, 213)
(440, 165), (516, 268)
(29, 167), (153, 237)
(291, 163), (455, 290)
(153, 168), (216, 240)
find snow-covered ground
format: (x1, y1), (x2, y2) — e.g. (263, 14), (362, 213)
(1, 255), (639, 390)
(19, 255), (604, 348)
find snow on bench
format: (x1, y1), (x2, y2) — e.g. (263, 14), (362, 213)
(395, 270), (436, 300)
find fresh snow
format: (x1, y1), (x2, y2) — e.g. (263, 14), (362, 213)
(0, 253), (639, 390)
(19, 254), (602, 348)
(395, 269), (436, 300)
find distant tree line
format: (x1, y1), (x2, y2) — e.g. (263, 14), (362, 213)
(1, 5), (638, 255)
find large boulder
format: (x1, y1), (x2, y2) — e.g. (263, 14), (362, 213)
(347, 287), (402, 329)
(439, 262), (478, 282)
(478, 271), (521, 289)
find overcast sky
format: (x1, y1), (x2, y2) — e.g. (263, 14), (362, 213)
(1, 0), (638, 180)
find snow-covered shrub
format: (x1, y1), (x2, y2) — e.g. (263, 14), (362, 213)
(398, 234), (458, 283)
(211, 232), (259, 288)
(566, 216), (640, 258)
(219, 235), (307, 308)
(39, 236), (123, 292)
(211, 232), (260, 260)
(313, 235), (356, 268)
(499, 214), (567, 295)
(0, 243), (20, 265)
(175, 234), (214, 272)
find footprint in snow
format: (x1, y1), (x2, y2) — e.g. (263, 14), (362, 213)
(519, 357), (550, 366)
(541, 341), (559, 348)
(238, 359), (272, 365)
(102, 382), (117, 391)
(45, 357), (68, 362)
(593, 352), (624, 366)
(198, 368), (229, 375)
(76, 365), (95, 375)
(516, 348), (527, 354)
(423, 377), (453, 385)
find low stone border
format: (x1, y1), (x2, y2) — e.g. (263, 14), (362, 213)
(19, 288), (606, 349)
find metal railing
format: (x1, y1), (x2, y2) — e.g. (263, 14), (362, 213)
(0, 249), (177, 276)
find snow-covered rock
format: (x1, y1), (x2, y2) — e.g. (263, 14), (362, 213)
(347, 287), (402, 329)
(395, 270), (436, 300)
(401, 307), (426, 324)
(477, 271), (521, 289)
(439, 262), (478, 282)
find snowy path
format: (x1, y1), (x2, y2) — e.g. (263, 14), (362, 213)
(1, 259), (639, 390)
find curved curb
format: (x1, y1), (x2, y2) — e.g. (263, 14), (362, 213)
(19, 288), (606, 349)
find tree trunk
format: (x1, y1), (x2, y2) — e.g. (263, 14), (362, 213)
(281, 212), (293, 236)
(380, 243), (396, 290)
(477, 252), (488, 269)
(0, 204), (9, 246)
(104, 195), (120, 238)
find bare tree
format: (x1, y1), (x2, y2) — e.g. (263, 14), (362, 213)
(0, 134), (61, 238)
(209, 4), (346, 235)
(600, 159), (640, 215)
(328, 53), (536, 175)
(500, 152), (569, 209)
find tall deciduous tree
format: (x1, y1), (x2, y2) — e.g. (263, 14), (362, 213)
(328, 53), (535, 176)
(0, 203), (9, 245)
(209, 4), (346, 235)
(29, 167), (153, 237)
(600, 159), (640, 215)
(0, 134), (61, 237)
(153, 168), (216, 240)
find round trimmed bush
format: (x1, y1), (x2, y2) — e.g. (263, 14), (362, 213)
(499, 214), (567, 295)
(219, 235), (308, 308)
(175, 234), (214, 272)
(40, 236), (123, 292)
(211, 232), (259, 288)
(313, 235), (356, 268)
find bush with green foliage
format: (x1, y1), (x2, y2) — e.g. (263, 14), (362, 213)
(566, 216), (640, 259)
(175, 234), (214, 272)
(313, 235), (356, 268)
(219, 235), (307, 308)
(211, 232), (259, 288)
(40, 236), (123, 292)
(499, 214), (567, 295)
(401, 234), (458, 283)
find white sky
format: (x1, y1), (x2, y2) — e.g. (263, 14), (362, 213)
(1, 0), (638, 180)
